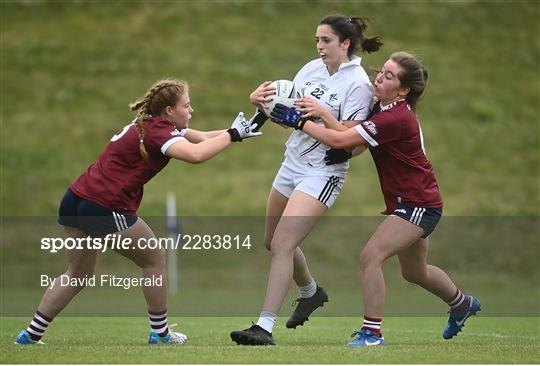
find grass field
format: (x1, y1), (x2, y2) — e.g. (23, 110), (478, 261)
(1, 2), (539, 364)
(2, 317), (539, 364)
(1, 1), (538, 216)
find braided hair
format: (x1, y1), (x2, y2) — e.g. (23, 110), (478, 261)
(129, 79), (188, 161)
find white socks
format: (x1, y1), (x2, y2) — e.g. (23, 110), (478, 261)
(298, 280), (317, 298)
(255, 281), (316, 334)
(256, 311), (277, 333)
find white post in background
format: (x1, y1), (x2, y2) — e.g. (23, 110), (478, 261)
(166, 192), (179, 294)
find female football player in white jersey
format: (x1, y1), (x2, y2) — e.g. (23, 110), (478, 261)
(15, 79), (261, 345)
(270, 52), (480, 347)
(231, 15), (383, 346)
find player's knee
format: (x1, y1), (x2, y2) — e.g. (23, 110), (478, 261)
(358, 251), (369, 270)
(270, 237), (294, 256)
(358, 247), (380, 271)
(140, 247), (166, 269)
(154, 247), (166, 264)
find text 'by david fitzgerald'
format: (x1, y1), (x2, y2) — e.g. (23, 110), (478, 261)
(40, 274), (163, 290)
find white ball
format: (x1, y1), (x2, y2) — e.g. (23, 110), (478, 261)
(261, 80), (299, 117)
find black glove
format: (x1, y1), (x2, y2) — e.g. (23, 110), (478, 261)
(324, 148), (352, 165)
(248, 108), (268, 132)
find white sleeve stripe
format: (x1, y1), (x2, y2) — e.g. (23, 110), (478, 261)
(355, 125), (378, 147)
(161, 137), (186, 155)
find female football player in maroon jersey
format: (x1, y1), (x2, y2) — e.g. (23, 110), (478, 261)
(15, 78), (260, 345)
(270, 52), (480, 347)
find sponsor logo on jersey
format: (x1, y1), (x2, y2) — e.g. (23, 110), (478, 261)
(329, 93), (338, 102)
(318, 83), (329, 92)
(394, 208), (407, 214)
(363, 121), (378, 135)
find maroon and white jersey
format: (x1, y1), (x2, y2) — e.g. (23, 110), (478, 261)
(70, 116), (186, 215)
(354, 99), (443, 214)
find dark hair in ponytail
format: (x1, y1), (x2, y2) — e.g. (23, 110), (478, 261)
(319, 15), (383, 57)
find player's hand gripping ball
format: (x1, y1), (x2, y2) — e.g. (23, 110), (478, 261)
(261, 80), (299, 117)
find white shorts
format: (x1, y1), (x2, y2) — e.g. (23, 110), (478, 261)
(272, 163), (345, 208)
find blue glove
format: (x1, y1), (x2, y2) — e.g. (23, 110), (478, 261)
(270, 103), (303, 129)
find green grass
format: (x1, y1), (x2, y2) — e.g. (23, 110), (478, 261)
(1, 2), (539, 363)
(1, 1), (538, 216)
(1, 317), (539, 364)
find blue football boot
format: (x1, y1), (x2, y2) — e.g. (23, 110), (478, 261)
(443, 295), (481, 339)
(346, 328), (384, 347)
(15, 330), (45, 345)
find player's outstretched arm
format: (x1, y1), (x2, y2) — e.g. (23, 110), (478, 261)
(183, 129), (227, 143)
(166, 133), (231, 164)
(294, 97), (347, 132)
(271, 104), (365, 149)
(302, 121), (366, 149)
(165, 112), (261, 164)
